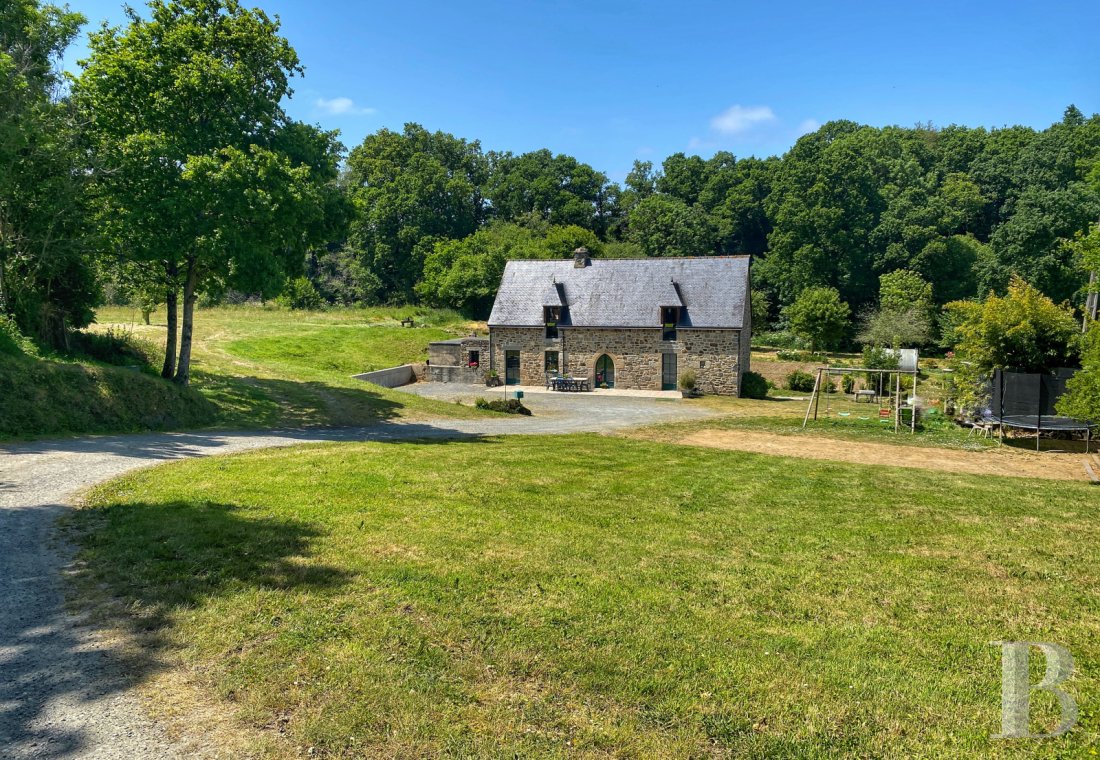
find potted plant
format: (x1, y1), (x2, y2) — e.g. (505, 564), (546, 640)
(679, 371), (698, 397)
(485, 369), (501, 387)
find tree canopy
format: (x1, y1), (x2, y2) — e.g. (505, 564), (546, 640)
(0, 0), (94, 347)
(784, 286), (851, 353)
(76, 0), (342, 383)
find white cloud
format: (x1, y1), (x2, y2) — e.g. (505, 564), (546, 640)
(314, 96), (376, 116)
(709, 105), (776, 135)
(797, 118), (821, 135)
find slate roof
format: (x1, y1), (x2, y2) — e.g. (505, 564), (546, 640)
(488, 256), (749, 329)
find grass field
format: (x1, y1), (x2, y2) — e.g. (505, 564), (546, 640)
(65, 305), (486, 434)
(75, 435), (1099, 758)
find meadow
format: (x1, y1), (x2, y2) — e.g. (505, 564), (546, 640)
(0, 305), (485, 438)
(75, 434), (1099, 758)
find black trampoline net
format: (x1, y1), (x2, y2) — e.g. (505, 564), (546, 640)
(988, 368), (1091, 428)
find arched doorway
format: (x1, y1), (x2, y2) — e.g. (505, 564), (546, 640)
(595, 354), (615, 388)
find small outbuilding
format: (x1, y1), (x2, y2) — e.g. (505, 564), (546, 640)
(426, 336), (490, 384)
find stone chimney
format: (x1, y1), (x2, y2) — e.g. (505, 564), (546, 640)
(573, 247), (591, 268)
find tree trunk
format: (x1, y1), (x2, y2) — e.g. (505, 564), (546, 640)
(162, 267), (178, 379)
(173, 262), (198, 386)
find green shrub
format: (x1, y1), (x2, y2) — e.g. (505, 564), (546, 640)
(786, 370), (816, 392)
(751, 330), (803, 349)
(71, 327), (159, 369)
(474, 397), (531, 415)
(841, 374), (856, 394)
(0, 314), (28, 356)
(277, 277), (323, 310)
(679, 371), (697, 392)
(740, 370), (768, 399)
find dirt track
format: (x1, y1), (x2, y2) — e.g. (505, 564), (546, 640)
(678, 429), (1094, 481)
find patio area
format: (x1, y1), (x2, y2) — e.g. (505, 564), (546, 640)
(509, 384), (683, 400)
(396, 383), (705, 430)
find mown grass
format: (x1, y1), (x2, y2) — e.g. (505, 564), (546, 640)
(75, 436), (1099, 758)
(1, 304), (485, 439)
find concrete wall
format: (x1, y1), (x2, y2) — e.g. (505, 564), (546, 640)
(352, 364), (417, 388)
(489, 326), (743, 395)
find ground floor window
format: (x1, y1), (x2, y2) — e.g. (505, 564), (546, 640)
(468, 350), (480, 368)
(545, 350), (559, 373)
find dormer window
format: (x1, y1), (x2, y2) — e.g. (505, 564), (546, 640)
(661, 306), (679, 341)
(544, 306), (561, 339)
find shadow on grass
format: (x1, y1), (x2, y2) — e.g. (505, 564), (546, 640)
(193, 372), (412, 429)
(78, 499), (352, 624)
(1, 496), (352, 757)
(0, 499), (354, 757)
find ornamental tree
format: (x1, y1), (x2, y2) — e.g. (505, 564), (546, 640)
(952, 276), (1078, 373)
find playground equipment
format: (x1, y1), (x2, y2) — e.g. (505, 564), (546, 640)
(802, 365), (921, 434)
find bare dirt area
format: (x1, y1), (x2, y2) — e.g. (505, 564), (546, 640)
(678, 428), (1094, 482)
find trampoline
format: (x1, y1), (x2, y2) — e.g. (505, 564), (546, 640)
(992, 415), (1095, 452)
(987, 369), (1095, 451)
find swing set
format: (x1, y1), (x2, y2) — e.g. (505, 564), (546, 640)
(801, 366), (921, 434)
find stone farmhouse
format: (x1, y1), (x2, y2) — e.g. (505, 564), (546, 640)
(484, 249), (751, 395)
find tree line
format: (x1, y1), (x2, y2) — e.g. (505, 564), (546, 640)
(3, 0), (1100, 389)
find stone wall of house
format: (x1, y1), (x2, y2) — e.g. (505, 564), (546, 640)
(489, 326), (742, 395)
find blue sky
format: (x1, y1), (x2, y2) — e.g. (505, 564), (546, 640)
(62, 0), (1100, 181)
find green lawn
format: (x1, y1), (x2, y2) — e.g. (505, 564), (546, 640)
(86, 304), (486, 430)
(75, 436), (1099, 758)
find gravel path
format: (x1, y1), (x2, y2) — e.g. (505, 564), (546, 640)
(0, 392), (711, 759)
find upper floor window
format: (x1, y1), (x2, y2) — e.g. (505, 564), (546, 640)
(661, 306), (679, 341)
(544, 306), (561, 339)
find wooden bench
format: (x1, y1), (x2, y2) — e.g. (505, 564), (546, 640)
(400, 317), (415, 328)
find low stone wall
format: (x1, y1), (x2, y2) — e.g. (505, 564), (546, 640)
(352, 364), (417, 388)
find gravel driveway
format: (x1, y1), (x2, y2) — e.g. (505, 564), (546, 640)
(0, 391), (712, 758)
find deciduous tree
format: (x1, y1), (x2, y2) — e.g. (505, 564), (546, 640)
(77, 0), (338, 384)
(784, 286), (851, 353)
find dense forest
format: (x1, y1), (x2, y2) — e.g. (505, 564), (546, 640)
(325, 112), (1100, 331)
(4, 0), (1100, 379)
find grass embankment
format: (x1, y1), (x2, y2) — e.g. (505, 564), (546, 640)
(0, 350), (216, 436)
(2, 305), (484, 438)
(76, 436), (1098, 758)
